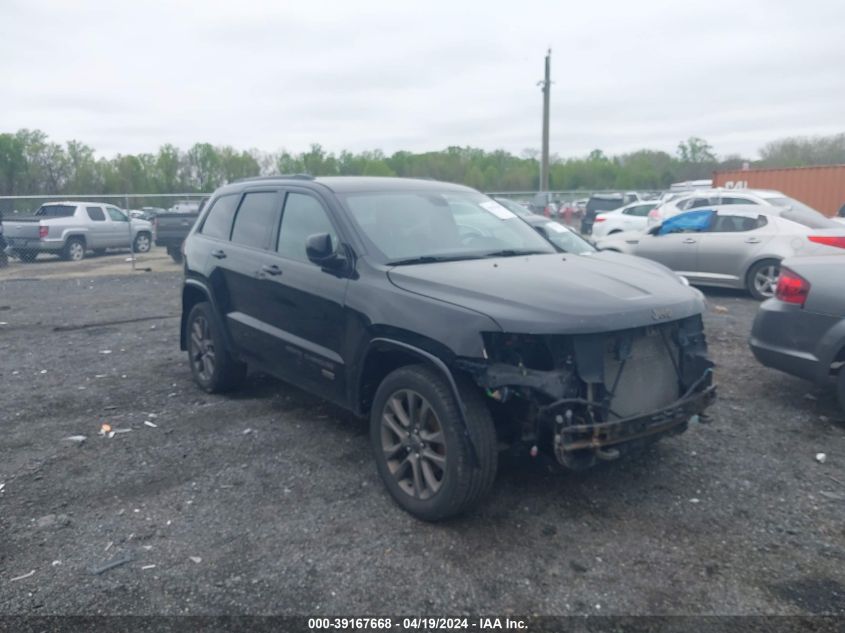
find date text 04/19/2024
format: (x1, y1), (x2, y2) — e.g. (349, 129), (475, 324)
(307, 617), (528, 631)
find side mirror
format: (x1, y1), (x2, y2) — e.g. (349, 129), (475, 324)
(306, 233), (343, 268)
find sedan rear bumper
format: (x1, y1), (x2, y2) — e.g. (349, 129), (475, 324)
(749, 299), (839, 384)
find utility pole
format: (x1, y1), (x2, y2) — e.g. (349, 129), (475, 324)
(539, 49), (551, 191)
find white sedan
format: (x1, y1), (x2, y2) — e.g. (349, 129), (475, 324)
(590, 201), (657, 238)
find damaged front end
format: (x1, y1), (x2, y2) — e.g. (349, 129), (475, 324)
(455, 315), (716, 470)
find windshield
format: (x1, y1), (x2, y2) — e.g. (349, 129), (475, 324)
(767, 197), (839, 228)
(534, 221), (596, 254)
(340, 190), (555, 263)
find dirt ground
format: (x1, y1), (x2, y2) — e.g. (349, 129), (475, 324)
(0, 248), (843, 616)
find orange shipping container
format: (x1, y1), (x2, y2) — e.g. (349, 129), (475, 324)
(712, 164), (845, 218)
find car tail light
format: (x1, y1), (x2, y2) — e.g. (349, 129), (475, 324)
(544, 205), (552, 217)
(648, 209), (660, 220)
(808, 235), (845, 249)
(38, 225), (49, 239)
(775, 267), (810, 306)
(594, 217), (606, 223)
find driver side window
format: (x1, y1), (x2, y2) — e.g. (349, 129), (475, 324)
(277, 193), (337, 263)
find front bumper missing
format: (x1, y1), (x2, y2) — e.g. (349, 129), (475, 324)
(552, 379), (716, 452)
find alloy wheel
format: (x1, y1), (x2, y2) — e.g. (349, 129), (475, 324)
(69, 242), (84, 261)
(753, 264), (779, 297)
(189, 315), (215, 382)
(380, 389), (447, 500)
(135, 234), (151, 252)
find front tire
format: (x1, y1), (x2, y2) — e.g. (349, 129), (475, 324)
(186, 302), (247, 393)
(133, 232), (152, 253)
(747, 259), (780, 300)
(62, 238), (85, 262)
(370, 365), (497, 521)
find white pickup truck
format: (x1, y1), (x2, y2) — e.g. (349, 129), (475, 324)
(3, 201), (153, 262)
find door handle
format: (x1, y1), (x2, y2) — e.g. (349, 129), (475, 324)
(682, 237), (697, 244)
(745, 237), (761, 244)
(260, 264), (282, 276)
(211, 249), (227, 259)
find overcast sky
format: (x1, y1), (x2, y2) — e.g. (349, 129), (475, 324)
(1, 0), (843, 160)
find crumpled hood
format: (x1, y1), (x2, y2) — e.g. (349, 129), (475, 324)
(387, 252), (705, 334)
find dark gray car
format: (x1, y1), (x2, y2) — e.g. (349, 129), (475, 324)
(750, 255), (845, 410)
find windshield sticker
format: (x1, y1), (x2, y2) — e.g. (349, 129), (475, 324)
(479, 200), (516, 220)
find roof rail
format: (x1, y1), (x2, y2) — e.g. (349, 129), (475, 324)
(232, 173), (315, 183)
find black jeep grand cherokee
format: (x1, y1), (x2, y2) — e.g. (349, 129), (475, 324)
(181, 176), (715, 520)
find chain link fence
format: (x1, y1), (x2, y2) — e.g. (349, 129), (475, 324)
(0, 193), (211, 216)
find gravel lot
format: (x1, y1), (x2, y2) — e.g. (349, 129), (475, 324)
(0, 249), (843, 616)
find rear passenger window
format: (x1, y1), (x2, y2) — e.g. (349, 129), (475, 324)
(711, 215), (765, 232)
(277, 193), (337, 263)
(200, 194), (240, 240)
(230, 192), (280, 250)
(86, 207), (105, 221)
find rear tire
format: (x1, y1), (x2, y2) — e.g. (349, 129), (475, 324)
(186, 302), (247, 393)
(837, 369), (845, 414)
(133, 232), (152, 253)
(62, 238), (85, 262)
(746, 259), (780, 300)
(370, 365), (497, 521)
(167, 246), (183, 263)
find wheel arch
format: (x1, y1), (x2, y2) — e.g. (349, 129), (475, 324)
(180, 279), (232, 352)
(744, 255), (782, 283)
(355, 338), (479, 465)
(64, 233), (87, 247)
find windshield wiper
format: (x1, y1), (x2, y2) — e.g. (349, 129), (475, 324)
(387, 254), (481, 266)
(480, 249), (549, 258)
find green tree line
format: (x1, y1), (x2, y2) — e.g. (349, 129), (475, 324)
(1, 129), (843, 197)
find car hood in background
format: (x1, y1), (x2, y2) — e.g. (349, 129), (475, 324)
(387, 252), (704, 334)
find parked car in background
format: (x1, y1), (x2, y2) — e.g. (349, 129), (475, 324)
(4, 202), (153, 262)
(154, 203), (204, 263)
(581, 193), (625, 235)
(168, 200), (203, 214)
(714, 165), (845, 218)
(180, 176), (715, 520)
(750, 255), (845, 411)
(519, 216), (597, 254)
(130, 209), (157, 221)
(596, 205), (845, 299)
(528, 191), (559, 216)
(493, 197), (536, 218)
(591, 200), (657, 238)
(647, 188), (820, 227)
